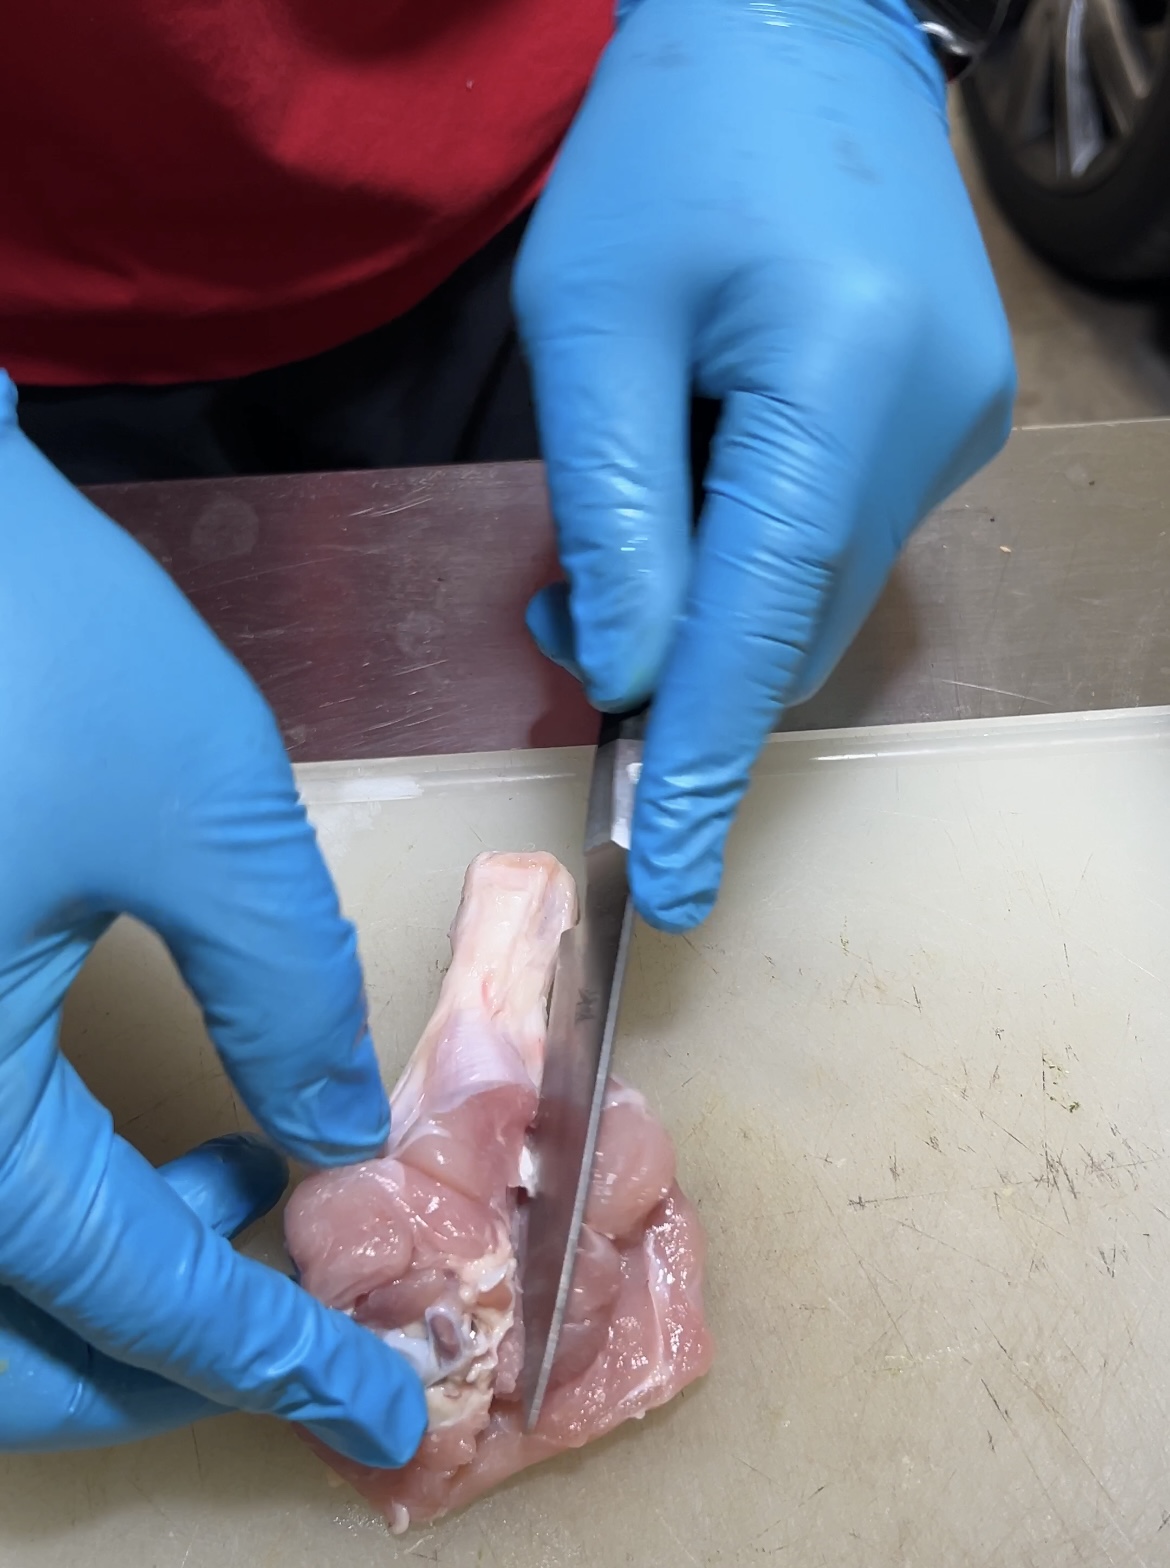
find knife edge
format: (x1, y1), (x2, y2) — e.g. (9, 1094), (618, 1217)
(521, 887), (634, 1430)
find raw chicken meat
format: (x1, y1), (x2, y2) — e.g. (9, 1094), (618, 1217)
(284, 851), (712, 1530)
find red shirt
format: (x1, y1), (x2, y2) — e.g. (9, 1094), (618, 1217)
(0, 2), (613, 385)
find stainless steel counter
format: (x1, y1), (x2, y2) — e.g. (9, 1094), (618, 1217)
(88, 416), (1170, 760)
(790, 416), (1170, 731)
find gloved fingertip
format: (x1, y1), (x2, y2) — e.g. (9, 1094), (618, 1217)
(630, 841), (718, 931)
(571, 600), (670, 713)
(375, 1365), (429, 1468)
(303, 1332), (429, 1469)
(525, 584), (581, 680)
(263, 1014), (390, 1168)
(629, 794), (726, 932)
(527, 585), (658, 713)
(159, 1134), (289, 1239)
(293, 1033), (390, 1166)
(630, 868), (718, 935)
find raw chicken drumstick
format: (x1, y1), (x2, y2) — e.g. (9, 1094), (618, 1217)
(285, 851), (712, 1531)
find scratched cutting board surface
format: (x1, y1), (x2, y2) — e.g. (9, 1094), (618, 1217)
(4, 709), (1170, 1568)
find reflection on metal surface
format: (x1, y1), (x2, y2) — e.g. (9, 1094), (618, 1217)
(87, 418), (1170, 763)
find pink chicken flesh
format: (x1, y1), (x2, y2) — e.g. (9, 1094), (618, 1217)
(284, 851), (712, 1531)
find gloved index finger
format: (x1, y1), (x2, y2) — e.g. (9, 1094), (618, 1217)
(629, 383), (899, 933)
(0, 421), (391, 1170)
(139, 716), (390, 1168)
(514, 248), (693, 712)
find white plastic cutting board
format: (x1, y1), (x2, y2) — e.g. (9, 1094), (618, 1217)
(3, 710), (1170, 1567)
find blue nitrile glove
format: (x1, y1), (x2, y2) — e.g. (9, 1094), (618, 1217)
(515, 0), (1016, 932)
(0, 374), (426, 1464)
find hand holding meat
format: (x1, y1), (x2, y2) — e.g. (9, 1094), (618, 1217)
(0, 379), (425, 1463)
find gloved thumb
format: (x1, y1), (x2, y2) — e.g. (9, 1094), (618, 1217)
(159, 1133), (289, 1238)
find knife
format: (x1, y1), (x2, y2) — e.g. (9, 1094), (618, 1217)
(518, 702), (647, 1431)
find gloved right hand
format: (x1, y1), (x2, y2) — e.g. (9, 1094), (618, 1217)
(0, 372), (426, 1466)
(515, 0), (1015, 933)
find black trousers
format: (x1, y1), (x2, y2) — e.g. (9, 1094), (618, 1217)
(16, 214), (541, 486)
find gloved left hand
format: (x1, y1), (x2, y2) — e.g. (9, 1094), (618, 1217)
(0, 376), (426, 1465)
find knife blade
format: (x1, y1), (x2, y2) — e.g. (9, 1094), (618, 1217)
(518, 704), (646, 1431)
